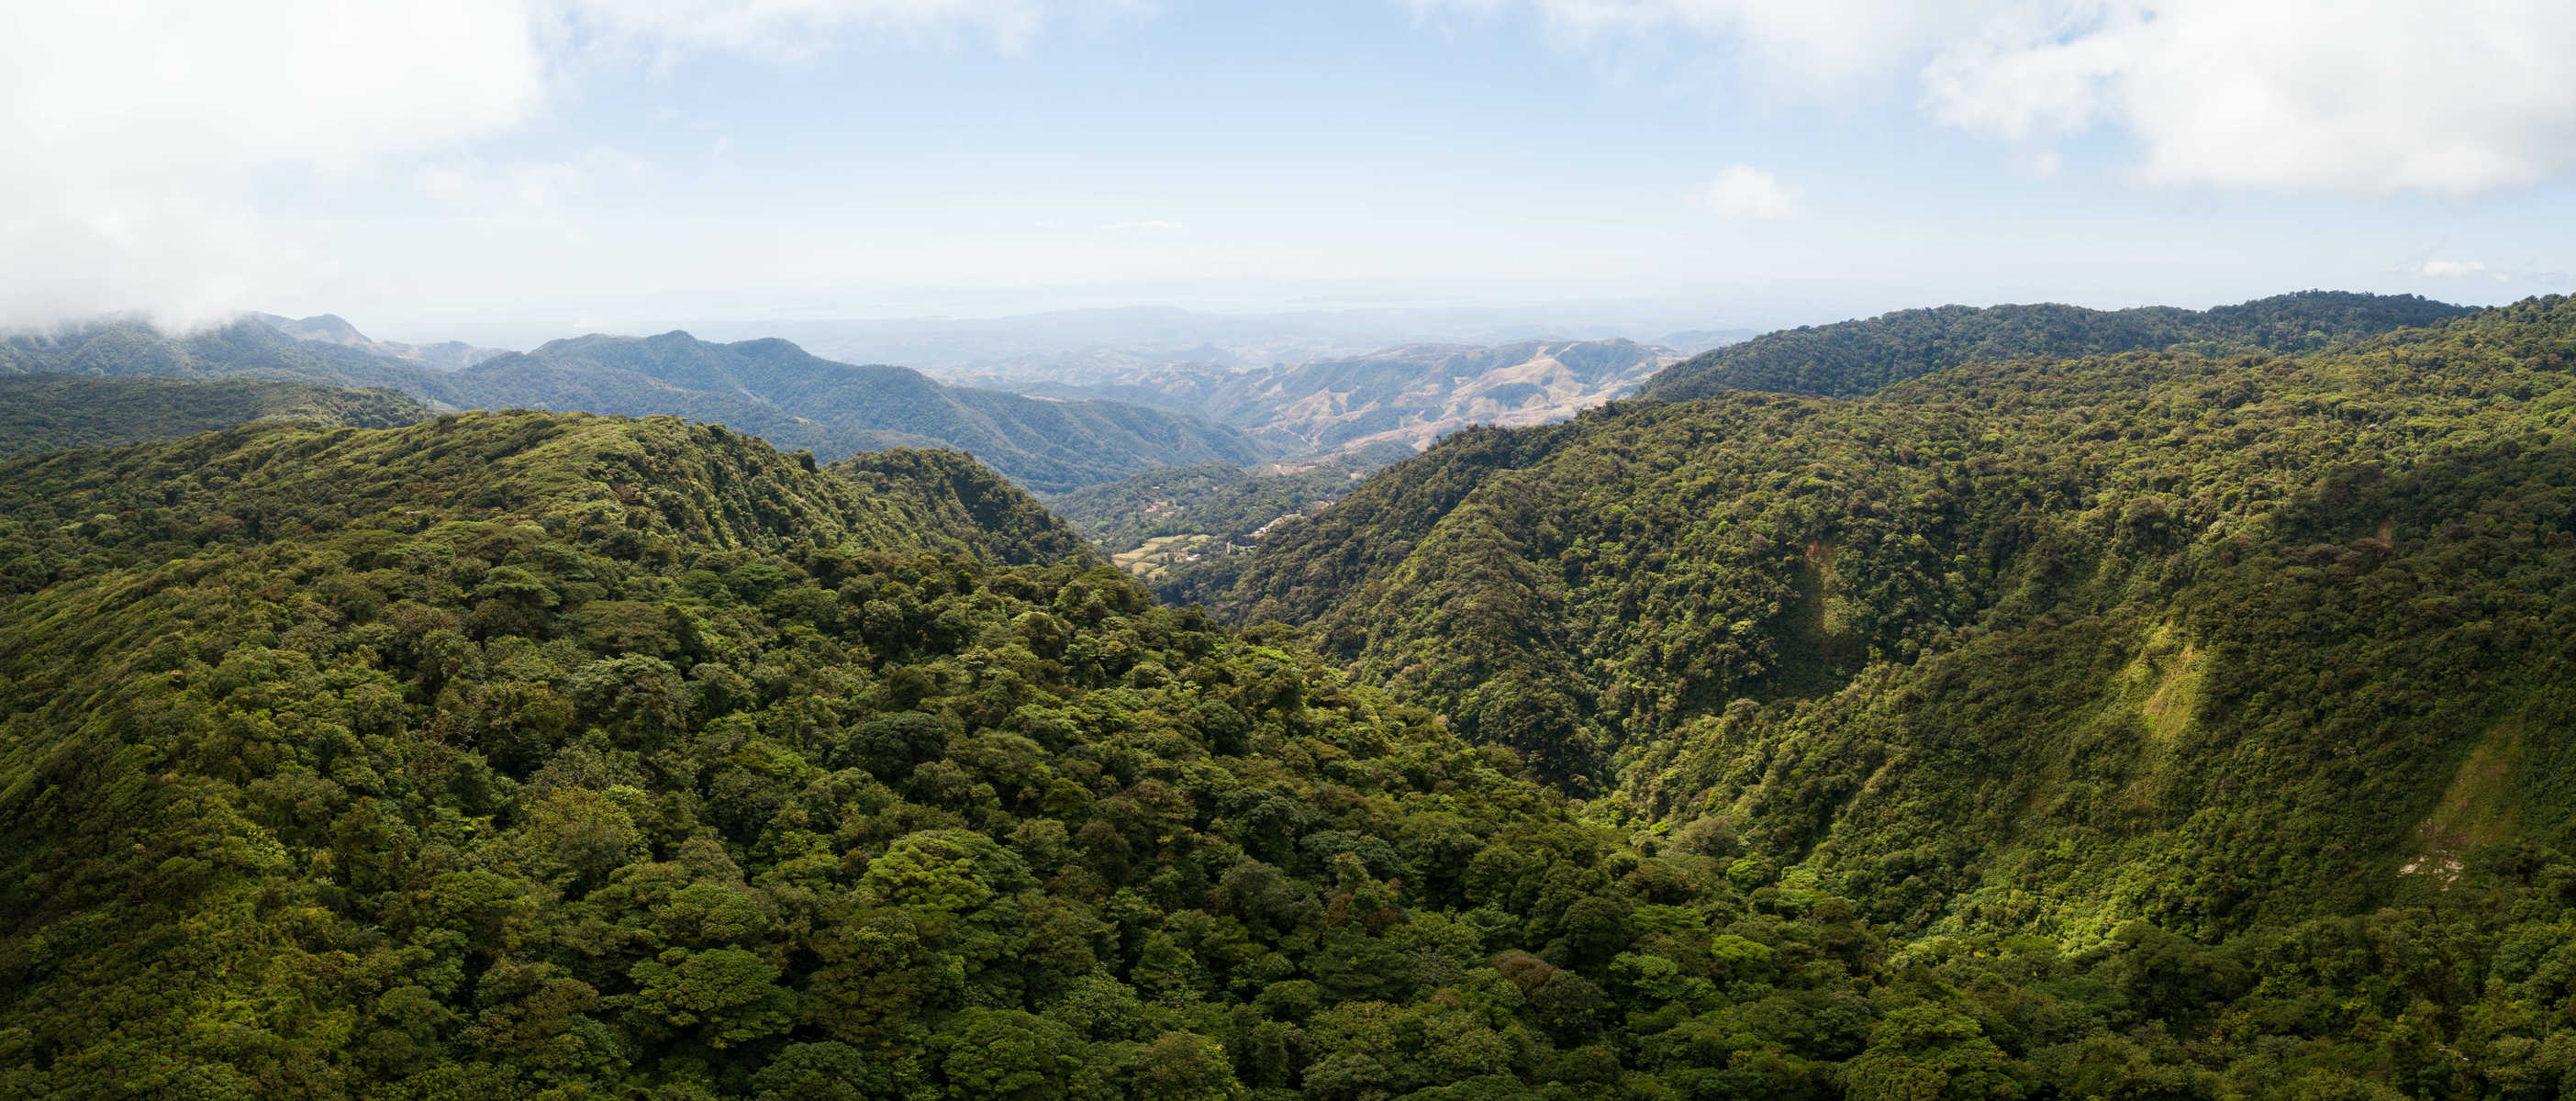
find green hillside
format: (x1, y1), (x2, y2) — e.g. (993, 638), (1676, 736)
(0, 373), (431, 457)
(1639, 290), (2474, 402)
(1220, 295), (2576, 934)
(6, 310), (2576, 1098)
(0, 317), (447, 390)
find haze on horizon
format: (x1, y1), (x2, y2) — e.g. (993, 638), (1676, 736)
(6, 0), (2575, 347)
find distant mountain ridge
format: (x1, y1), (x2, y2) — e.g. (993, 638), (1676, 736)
(0, 316), (1266, 492)
(253, 312), (507, 371)
(1650, 327), (1758, 355)
(455, 330), (1269, 492)
(1641, 290), (2476, 402)
(0, 374), (431, 458)
(975, 337), (1675, 456)
(683, 301), (1753, 379)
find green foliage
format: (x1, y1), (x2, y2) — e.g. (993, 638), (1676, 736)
(7, 300), (2576, 1101)
(0, 316), (440, 389)
(1219, 295), (2576, 937)
(0, 373), (430, 457)
(832, 448), (1099, 566)
(1641, 290), (2472, 401)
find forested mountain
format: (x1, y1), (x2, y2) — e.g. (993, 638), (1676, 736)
(444, 332), (1269, 492)
(1639, 290), (2475, 402)
(981, 339), (1675, 457)
(1, 318), (1267, 492)
(0, 374), (429, 457)
(7, 382), (2576, 1095)
(255, 312), (508, 371)
(1218, 294), (2576, 941)
(0, 316), (452, 390)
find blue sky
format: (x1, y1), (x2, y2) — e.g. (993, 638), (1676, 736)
(7, 1), (2573, 342)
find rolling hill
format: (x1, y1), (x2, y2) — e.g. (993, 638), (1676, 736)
(1217, 293), (2572, 943)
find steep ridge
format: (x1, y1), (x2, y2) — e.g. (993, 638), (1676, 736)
(984, 339), (1673, 457)
(1219, 295), (2576, 938)
(829, 447), (1100, 567)
(0, 412), (1090, 598)
(256, 312), (507, 370)
(2, 318), (1268, 492)
(455, 332), (1269, 492)
(1219, 418), (1589, 628)
(0, 317), (449, 390)
(1224, 290), (2481, 635)
(1639, 290), (2474, 402)
(0, 374), (430, 457)
(6, 409), (2576, 1095)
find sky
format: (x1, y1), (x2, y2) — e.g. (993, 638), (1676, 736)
(6, 0), (2576, 343)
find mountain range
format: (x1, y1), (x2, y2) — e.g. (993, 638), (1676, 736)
(666, 303), (1759, 382)
(0, 373), (429, 458)
(973, 339), (1678, 457)
(253, 313), (510, 372)
(1642, 290), (2476, 402)
(6, 287), (2576, 1097)
(0, 317), (1266, 493)
(1213, 289), (2551, 932)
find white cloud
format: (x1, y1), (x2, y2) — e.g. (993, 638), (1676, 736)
(1416, 0), (1951, 90)
(0, 1), (1097, 328)
(419, 148), (652, 213)
(1439, 0), (2576, 196)
(0, 2), (546, 328)
(1921, 0), (2576, 195)
(1697, 166), (1797, 219)
(2413, 260), (2511, 282)
(545, 0), (1085, 59)
(1100, 219), (1188, 233)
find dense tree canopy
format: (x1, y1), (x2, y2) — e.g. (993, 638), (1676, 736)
(1639, 290), (2473, 402)
(5, 295), (2576, 1099)
(0, 373), (429, 457)
(1222, 295), (2576, 931)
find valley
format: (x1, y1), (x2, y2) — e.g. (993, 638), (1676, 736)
(18, 6), (2573, 1095)
(0, 289), (2571, 1098)
(965, 339), (1683, 457)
